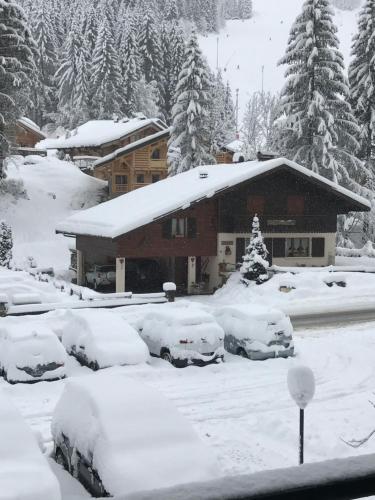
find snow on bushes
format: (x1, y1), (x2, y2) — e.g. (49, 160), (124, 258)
(60, 309), (149, 369)
(336, 241), (375, 258)
(52, 374), (220, 496)
(241, 215), (269, 284)
(0, 390), (61, 500)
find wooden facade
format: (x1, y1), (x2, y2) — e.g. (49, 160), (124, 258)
(93, 134), (169, 197)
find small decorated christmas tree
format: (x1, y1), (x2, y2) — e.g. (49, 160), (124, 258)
(0, 221), (13, 268)
(241, 215), (269, 284)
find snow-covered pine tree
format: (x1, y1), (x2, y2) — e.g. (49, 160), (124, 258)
(164, 0), (179, 21)
(119, 23), (141, 116)
(238, 0), (253, 19)
(168, 31), (215, 175)
(158, 22), (185, 123)
(0, 0), (35, 177)
(240, 215), (269, 285)
(0, 221), (13, 268)
(277, 0), (362, 184)
(349, 0), (375, 175)
(89, 0), (123, 119)
(242, 92), (264, 159)
(137, 1), (162, 84)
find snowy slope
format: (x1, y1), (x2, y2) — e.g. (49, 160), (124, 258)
(1, 156), (106, 274)
(199, 0), (362, 119)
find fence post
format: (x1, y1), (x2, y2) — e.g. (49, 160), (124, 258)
(163, 282), (176, 302)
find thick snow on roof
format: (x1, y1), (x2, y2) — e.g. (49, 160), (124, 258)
(39, 117), (167, 149)
(225, 139), (244, 153)
(18, 117), (46, 138)
(56, 158), (371, 239)
(94, 128), (170, 167)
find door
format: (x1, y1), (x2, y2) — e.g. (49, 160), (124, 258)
(174, 257), (188, 295)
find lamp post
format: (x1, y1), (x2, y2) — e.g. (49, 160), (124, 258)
(287, 365), (316, 465)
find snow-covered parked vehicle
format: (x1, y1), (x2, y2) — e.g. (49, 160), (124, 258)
(85, 265), (116, 289)
(0, 320), (66, 383)
(52, 375), (219, 497)
(0, 390), (61, 500)
(140, 305), (225, 367)
(215, 305), (294, 360)
(60, 309), (149, 370)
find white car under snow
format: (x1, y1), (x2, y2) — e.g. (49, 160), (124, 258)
(60, 309), (149, 370)
(0, 320), (66, 383)
(140, 304), (225, 367)
(52, 375), (220, 497)
(215, 305), (294, 360)
(0, 389), (61, 500)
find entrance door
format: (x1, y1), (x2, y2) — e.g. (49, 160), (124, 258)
(174, 257), (188, 295)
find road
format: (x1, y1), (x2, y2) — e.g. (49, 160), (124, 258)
(291, 307), (375, 329)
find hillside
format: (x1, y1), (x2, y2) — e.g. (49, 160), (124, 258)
(1, 156), (106, 274)
(200, 0), (362, 119)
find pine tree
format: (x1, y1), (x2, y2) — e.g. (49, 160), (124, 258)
(277, 0), (361, 184)
(158, 22), (185, 123)
(0, 0), (35, 177)
(137, 1), (162, 83)
(240, 215), (269, 285)
(168, 32), (215, 174)
(119, 24), (141, 116)
(0, 221), (13, 268)
(90, 0), (123, 119)
(349, 0), (375, 174)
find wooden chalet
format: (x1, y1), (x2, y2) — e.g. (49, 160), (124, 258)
(5, 117), (47, 156)
(93, 129), (170, 198)
(56, 158), (370, 295)
(39, 117), (168, 159)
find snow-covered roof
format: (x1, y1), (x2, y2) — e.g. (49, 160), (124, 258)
(17, 117), (46, 138)
(56, 158), (371, 239)
(39, 117), (167, 150)
(224, 139), (244, 153)
(94, 129), (171, 167)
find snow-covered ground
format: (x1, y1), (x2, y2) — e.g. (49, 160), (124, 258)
(200, 0), (362, 118)
(1, 156), (106, 275)
(3, 318), (375, 499)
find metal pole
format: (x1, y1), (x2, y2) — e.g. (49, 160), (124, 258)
(299, 408), (304, 465)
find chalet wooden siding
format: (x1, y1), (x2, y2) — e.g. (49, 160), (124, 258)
(215, 151), (234, 164)
(116, 200), (218, 258)
(217, 169), (352, 234)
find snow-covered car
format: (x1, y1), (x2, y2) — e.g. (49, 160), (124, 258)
(85, 265), (116, 289)
(52, 375), (219, 497)
(60, 309), (149, 370)
(0, 320), (66, 383)
(140, 306), (225, 367)
(215, 305), (294, 360)
(0, 389), (61, 500)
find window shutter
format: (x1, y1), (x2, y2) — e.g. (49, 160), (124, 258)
(162, 220), (172, 239)
(312, 238), (325, 257)
(287, 195), (304, 215)
(273, 238), (286, 258)
(187, 218), (197, 238)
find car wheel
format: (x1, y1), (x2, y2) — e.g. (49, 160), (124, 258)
(237, 348), (248, 359)
(161, 350), (173, 364)
(55, 448), (70, 472)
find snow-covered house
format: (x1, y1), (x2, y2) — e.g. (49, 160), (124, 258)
(56, 158), (370, 294)
(6, 117), (47, 156)
(38, 116), (168, 160)
(216, 139), (245, 164)
(93, 128), (170, 198)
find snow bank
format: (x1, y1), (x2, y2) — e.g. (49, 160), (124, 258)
(337, 241), (375, 258)
(0, 318), (66, 383)
(60, 309), (149, 368)
(2, 155), (106, 273)
(52, 375), (220, 496)
(0, 389), (61, 500)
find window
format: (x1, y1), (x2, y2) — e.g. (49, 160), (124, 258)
(286, 238), (310, 257)
(136, 174), (145, 184)
(151, 148), (161, 160)
(287, 195), (304, 215)
(247, 195), (265, 215)
(152, 174), (160, 183)
(115, 175), (127, 185)
(162, 218), (197, 239)
(312, 238), (325, 257)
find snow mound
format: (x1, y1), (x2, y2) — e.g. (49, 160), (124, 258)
(2, 156), (106, 274)
(52, 374), (220, 496)
(0, 389), (61, 500)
